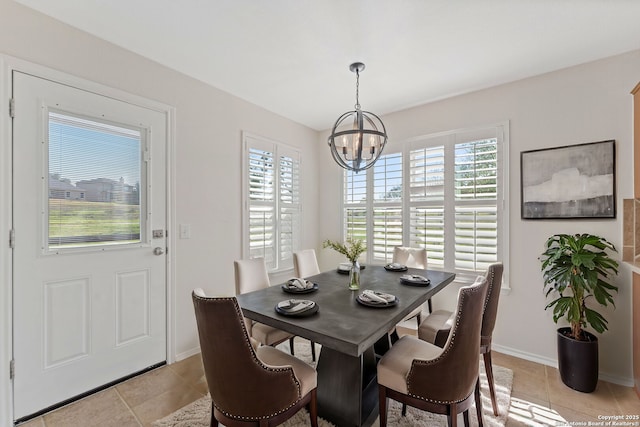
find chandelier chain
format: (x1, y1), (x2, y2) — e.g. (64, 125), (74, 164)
(354, 69), (360, 110)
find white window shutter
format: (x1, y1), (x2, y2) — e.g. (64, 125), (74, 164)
(244, 133), (301, 272)
(278, 149), (300, 270)
(342, 122), (508, 282)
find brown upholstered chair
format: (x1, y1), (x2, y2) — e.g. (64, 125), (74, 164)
(234, 258), (315, 361)
(418, 262), (504, 416)
(377, 276), (488, 427)
(192, 290), (318, 427)
(293, 249), (320, 278)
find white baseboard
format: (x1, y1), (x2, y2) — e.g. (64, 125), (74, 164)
(174, 341), (635, 387)
(493, 343), (634, 387)
(492, 343), (558, 368)
(174, 346), (201, 362)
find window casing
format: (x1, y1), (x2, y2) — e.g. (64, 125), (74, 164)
(47, 110), (144, 250)
(243, 133), (301, 272)
(343, 123), (508, 283)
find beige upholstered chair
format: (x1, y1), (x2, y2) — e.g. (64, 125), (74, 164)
(293, 249), (321, 278)
(291, 250), (319, 362)
(234, 258), (315, 361)
(234, 258), (295, 354)
(393, 246), (431, 325)
(377, 276), (488, 427)
(393, 246), (428, 269)
(418, 262), (504, 416)
(192, 290), (318, 427)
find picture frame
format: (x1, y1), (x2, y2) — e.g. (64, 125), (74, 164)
(520, 140), (616, 219)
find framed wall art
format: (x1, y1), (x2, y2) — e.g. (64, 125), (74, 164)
(520, 140), (615, 219)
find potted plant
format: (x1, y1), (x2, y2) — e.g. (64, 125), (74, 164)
(540, 233), (619, 392)
(323, 238), (366, 290)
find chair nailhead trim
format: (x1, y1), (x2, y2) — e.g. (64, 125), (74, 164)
(406, 283), (485, 404)
(193, 294), (304, 420)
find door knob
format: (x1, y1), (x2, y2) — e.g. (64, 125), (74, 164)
(153, 247), (165, 256)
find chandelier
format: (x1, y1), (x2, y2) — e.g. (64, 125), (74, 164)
(327, 62), (388, 173)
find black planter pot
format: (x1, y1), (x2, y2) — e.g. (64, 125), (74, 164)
(557, 327), (599, 393)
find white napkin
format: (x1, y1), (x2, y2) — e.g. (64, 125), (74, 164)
(287, 277), (313, 289)
(277, 299), (315, 312)
(361, 290), (395, 304)
(401, 274), (429, 282)
(338, 262), (351, 271)
(387, 263), (405, 269)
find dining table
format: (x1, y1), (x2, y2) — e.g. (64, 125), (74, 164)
(236, 264), (456, 427)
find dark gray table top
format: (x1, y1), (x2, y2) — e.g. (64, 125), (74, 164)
(236, 265), (456, 357)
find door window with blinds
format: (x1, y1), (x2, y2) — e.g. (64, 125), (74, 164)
(243, 133), (301, 272)
(344, 123), (508, 279)
(47, 110), (145, 251)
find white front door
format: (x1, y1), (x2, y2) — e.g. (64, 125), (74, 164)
(12, 71), (167, 419)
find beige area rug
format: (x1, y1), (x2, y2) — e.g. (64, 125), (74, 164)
(153, 341), (513, 427)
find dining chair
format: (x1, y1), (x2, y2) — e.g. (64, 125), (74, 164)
(393, 246), (431, 324)
(293, 249), (320, 278)
(192, 290), (318, 427)
(377, 276), (488, 427)
(418, 262), (504, 416)
(234, 258), (315, 361)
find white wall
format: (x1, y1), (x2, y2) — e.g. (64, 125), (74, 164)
(0, 1), (320, 424)
(318, 49), (640, 385)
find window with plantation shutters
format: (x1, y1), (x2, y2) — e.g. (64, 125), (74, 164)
(342, 122), (508, 283)
(453, 137), (499, 272)
(372, 153), (402, 263)
(243, 133), (301, 272)
(409, 142), (446, 268)
(344, 166), (367, 243)
(344, 152), (402, 264)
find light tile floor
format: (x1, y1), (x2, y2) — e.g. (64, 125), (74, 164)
(16, 345), (640, 427)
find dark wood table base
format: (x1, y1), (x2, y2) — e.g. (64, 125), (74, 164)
(316, 338), (388, 427)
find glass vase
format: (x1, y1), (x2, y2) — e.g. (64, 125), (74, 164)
(349, 260), (360, 290)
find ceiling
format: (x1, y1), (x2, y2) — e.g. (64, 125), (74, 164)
(13, 0), (640, 131)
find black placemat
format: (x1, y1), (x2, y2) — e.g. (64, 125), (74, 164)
(281, 282), (319, 294)
(275, 300), (319, 317)
(356, 294), (399, 308)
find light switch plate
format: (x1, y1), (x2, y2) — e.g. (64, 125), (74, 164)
(179, 224), (191, 239)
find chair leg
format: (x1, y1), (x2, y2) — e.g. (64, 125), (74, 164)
(308, 389), (318, 427)
(401, 403), (407, 416)
(389, 328), (400, 344)
(378, 385), (388, 427)
(475, 377), (484, 427)
(210, 402), (218, 427)
(289, 337), (295, 355)
(483, 350), (498, 416)
(449, 402), (458, 427)
(310, 340), (316, 361)
(427, 298), (433, 313)
(416, 313), (421, 327)
(463, 409), (470, 427)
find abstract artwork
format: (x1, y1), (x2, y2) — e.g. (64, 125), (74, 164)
(521, 140), (615, 219)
